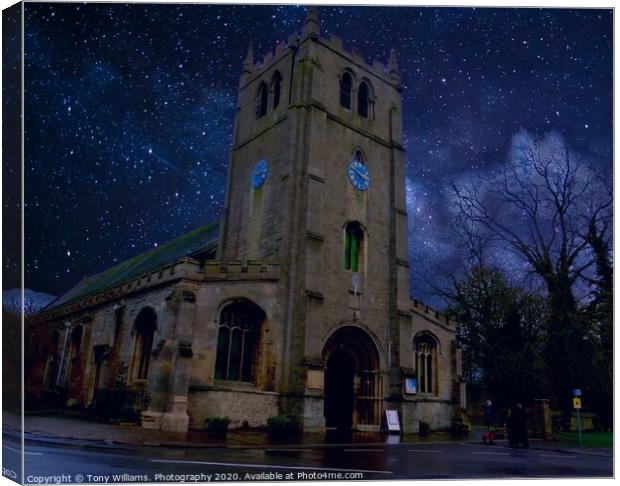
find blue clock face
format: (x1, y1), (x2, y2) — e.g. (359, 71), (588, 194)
(250, 159), (269, 189)
(347, 160), (370, 191)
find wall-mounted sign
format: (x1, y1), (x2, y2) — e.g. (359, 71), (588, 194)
(307, 369), (324, 390)
(405, 376), (417, 395)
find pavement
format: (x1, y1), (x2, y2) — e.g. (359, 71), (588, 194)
(2, 412), (612, 456)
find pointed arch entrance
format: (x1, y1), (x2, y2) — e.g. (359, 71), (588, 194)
(322, 326), (383, 431)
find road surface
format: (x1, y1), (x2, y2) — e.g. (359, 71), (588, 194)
(2, 433), (612, 483)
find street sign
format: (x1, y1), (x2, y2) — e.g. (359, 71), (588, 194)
(573, 395), (584, 445)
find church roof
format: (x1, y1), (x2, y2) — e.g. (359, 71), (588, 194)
(46, 222), (219, 311)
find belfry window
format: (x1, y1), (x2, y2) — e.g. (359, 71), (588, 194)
(215, 300), (265, 382)
(340, 72), (352, 109)
(344, 221), (364, 272)
(357, 81), (369, 118)
(272, 71), (282, 109)
(256, 81), (268, 118)
(415, 334), (438, 395)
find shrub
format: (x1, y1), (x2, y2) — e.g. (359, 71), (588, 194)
(267, 415), (302, 439)
(204, 416), (231, 438)
(450, 419), (468, 438)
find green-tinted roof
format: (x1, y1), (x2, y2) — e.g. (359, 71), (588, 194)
(47, 222), (219, 311)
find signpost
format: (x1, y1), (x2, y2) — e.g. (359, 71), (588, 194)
(572, 389), (583, 445)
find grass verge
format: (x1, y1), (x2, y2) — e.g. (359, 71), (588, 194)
(558, 431), (613, 448)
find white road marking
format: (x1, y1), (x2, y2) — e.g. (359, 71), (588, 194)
(343, 449), (383, 452)
(539, 454), (576, 459)
(150, 459), (393, 475)
(2, 445), (43, 456)
(408, 449), (444, 453)
(265, 449), (313, 453)
(472, 451), (510, 456)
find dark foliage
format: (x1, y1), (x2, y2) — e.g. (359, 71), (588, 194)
(203, 416), (231, 438)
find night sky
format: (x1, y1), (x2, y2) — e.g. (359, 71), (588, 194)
(20, 4), (612, 308)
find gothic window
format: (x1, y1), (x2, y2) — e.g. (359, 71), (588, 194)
(340, 71), (352, 109)
(130, 308), (156, 381)
(256, 81), (268, 118)
(112, 306), (124, 351)
(63, 325), (83, 384)
(70, 325), (83, 356)
(271, 71), (282, 109)
(215, 300), (265, 383)
(357, 81), (369, 118)
(415, 334), (438, 395)
(344, 221), (364, 272)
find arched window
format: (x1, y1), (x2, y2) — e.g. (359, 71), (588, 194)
(130, 308), (156, 381)
(215, 300), (265, 382)
(271, 71), (282, 109)
(112, 306), (124, 351)
(256, 81), (268, 118)
(344, 221), (364, 272)
(357, 81), (369, 118)
(70, 325), (83, 356)
(63, 325), (83, 384)
(415, 334), (438, 395)
(340, 72), (352, 109)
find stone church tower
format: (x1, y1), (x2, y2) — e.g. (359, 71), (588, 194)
(218, 7), (449, 431)
(33, 8), (464, 434)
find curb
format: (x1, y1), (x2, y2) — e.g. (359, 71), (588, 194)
(6, 427), (612, 459)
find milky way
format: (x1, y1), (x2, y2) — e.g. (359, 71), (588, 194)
(18, 4), (612, 308)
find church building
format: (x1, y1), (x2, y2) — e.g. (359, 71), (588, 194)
(32, 8), (466, 434)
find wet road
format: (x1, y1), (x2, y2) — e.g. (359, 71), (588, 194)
(3, 434), (613, 483)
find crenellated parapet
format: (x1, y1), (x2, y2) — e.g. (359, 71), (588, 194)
(40, 258), (281, 321)
(411, 297), (457, 331)
(241, 8), (400, 89)
(202, 259), (280, 280)
(320, 33), (398, 87)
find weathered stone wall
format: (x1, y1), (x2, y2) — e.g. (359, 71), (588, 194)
(400, 399), (455, 432)
(51, 284), (185, 408)
(219, 42), (295, 262)
(188, 388), (279, 429)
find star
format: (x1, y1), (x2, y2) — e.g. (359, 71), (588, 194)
(15, 4), (612, 310)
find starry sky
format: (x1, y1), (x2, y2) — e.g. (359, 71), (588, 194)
(18, 4), (612, 308)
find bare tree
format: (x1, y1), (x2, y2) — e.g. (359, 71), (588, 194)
(452, 130), (612, 410)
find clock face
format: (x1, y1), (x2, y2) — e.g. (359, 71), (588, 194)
(250, 159), (269, 189)
(347, 159), (370, 191)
